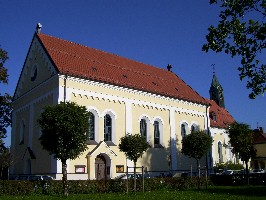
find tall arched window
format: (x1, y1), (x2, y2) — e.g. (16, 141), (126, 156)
(20, 120), (25, 144)
(191, 124), (198, 133)
(181, 123), (188, 137)
(218, 141), (223, 163)
(154, 121), (160, 146)
(140, 119), (147, 140)
(104, 114), (112, 142)
(88, 112), (95, 141)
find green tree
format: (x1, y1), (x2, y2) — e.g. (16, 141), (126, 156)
(227, 122), (256, 184)
(203, 0), (266, 99)
(0, 47), (12, 151)
(0, 47), (9, 83)
(38, 101), (89, 196)
(181, 130), (213, 189)
(119, 133), (149, 192)
(0, 147), (12, 179)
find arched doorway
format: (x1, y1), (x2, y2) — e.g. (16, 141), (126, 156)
(95, 154), (106, 180)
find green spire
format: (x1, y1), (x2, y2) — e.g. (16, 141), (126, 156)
(209, 70), (225, 108)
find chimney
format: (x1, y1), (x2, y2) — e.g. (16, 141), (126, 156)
(167, 64), (172, 72)
(36, 23), (42, 34)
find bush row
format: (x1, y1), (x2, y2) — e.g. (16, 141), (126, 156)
(210, 173), (266, 186)
(0, 177), (208, 195)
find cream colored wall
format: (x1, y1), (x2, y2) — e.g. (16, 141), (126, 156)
(252, 144), (266, 169)
(31, 95), (55, 174)
(175, 112), (206, 170)
(71, 93), (126, 145)
(59, 76), (207, 178)
(131, 104), (170, 147)
(211, 128), (232, 165)
(11, 36), (59, 176)
(12, 107), (30, 174)
(255, 144), (266, 157)
(14, 37), (57, 100)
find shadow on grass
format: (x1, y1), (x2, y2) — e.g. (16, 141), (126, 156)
(204, 186), (266, 198)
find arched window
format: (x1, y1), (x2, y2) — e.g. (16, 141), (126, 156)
(20, 120), (25, 144)
(210, 112), (217, 122)
(140, 119), (147, 140)
(154, 121), (160, 146)
(181, 123), (188, 137)
(88, 112), (95, 141)
(218, 141), (223, 163)
(104, 114), (112, 142)
(191, 124), (198, 133)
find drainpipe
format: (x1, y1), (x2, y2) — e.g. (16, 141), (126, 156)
(64, 74), (67, 104)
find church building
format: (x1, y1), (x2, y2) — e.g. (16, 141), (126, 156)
(10, 26), (234, 180)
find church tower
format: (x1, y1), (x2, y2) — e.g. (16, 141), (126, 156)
(209, 71), (225, 108)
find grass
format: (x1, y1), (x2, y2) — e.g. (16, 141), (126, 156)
(0, 186), (266, 200)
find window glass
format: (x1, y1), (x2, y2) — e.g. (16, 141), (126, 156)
(218, 141), (223, 163)
(191, 125), (195, 132)
(88, 112), (95, 140)
(191, 124), (198, 132)
(181, 123), (187, 137)
(140, 119), (147, 139)
(104, 114), (112, 141)
(20, 121), (25, 144)
(154, 121), (160, 145)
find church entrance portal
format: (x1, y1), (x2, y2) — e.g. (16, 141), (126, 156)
(95, 154), (106, 180)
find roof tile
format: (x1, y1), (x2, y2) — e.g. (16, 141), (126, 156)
(206, 99), (234, 129)
(37, 33), (208, 105)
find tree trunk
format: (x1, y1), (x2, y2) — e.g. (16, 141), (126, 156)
(245, 161), (249, 185)
(134, 161), (136, 192)
(197, 159), (201, 190)
(62, 159), (68, 196)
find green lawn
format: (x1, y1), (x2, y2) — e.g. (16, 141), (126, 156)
(1, 186), (266, 200)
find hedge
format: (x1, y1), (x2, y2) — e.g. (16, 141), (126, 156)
(0, 177), (208, 195)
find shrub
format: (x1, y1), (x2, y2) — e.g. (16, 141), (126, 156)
(213, 161), (244, 173)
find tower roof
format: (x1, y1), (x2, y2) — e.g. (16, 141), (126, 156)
(210, 72), (223, 91)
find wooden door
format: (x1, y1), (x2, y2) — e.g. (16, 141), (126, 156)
(95, 155), (106, 180)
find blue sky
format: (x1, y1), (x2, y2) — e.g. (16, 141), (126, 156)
(1, 0), (265, 146)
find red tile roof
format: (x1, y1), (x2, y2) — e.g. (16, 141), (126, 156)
(205, 99), (234, 129)
(37, 33), (207, 105)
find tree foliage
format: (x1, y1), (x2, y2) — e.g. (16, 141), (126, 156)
(0, 94), (12, 148)
(38, 101), (89, 196)
(0, 47), (9, 84)
(227, 122), (256, 184)
(119, 133), (149, 191)
(0, 47), (12, 150)
(227, 122), (256, 165)
(203, 0), (266, 98)
(181, 131), (213, 161)
(182, 130), (213, 189)
(0, 147), (12, 179)
(119, 134), (149, 163)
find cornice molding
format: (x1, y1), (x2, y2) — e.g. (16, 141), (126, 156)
(60, 76), (206, 117)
